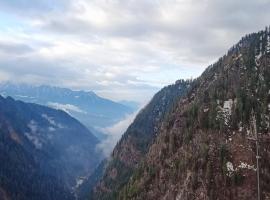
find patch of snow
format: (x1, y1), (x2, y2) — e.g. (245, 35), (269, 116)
(267, 35), (270, 53)
(226, 162), (234, 177)
(223, 99), (235, 115)
(259, 73), (264, 81)
(238, 162), (256, 171)
(233, 53), (242, 61)
(217, 99), (236, 126)
(204, 108), (209, 113)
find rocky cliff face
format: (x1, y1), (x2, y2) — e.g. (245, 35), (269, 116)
(91, 80), (191, 199)
(92, 28), (270, 200)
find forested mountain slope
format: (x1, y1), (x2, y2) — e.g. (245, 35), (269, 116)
(90, 80), (192, 199)
(0, 96), (101, 200)
(86, 27), (270, 200)
(119, 28), (270, 199)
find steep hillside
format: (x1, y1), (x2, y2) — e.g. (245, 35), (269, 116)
(0, 96), (102, 200)
(119, 28), (270, 199)
(0, 84), (135, 140)
(0, 120), (73, 200)
(90, 79), (192, 199)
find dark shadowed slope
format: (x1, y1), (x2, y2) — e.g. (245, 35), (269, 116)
(0, 96), (102, 200)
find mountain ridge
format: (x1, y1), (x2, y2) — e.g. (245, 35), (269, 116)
(0, 83), (136, 140)
(117, 27), (270, 200)
(88, 27), (270, 200)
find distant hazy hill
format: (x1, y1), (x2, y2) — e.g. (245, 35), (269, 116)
(0, 95), (102, 200)
(0, 83), (135, 139)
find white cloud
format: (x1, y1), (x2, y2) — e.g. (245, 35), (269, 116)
(96, 110), (139, 157)
(25, 120), (43, 149)
(41, 113), (65, 129)
(0, 0), (269, 102)
(47, 102), (86, 114)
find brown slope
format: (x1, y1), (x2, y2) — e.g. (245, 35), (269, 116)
(120, 28), (270, 200)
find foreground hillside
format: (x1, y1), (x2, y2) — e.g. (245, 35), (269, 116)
(0, 96), (102, 200)
(90, 28), (270, 200)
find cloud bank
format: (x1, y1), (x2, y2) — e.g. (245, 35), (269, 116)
(96, 111), (138, 157)
(0, 0), (269, 102)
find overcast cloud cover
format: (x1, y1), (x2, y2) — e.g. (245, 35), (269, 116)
(0, 0), (270, 102)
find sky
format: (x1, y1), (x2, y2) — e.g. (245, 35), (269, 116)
(0, 0), (270, 103)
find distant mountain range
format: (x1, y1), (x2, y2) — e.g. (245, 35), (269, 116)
(0, 83), (136, 140)
(0, 95), (102, 200)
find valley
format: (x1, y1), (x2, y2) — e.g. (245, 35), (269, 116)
(0, 1), (269, 199)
